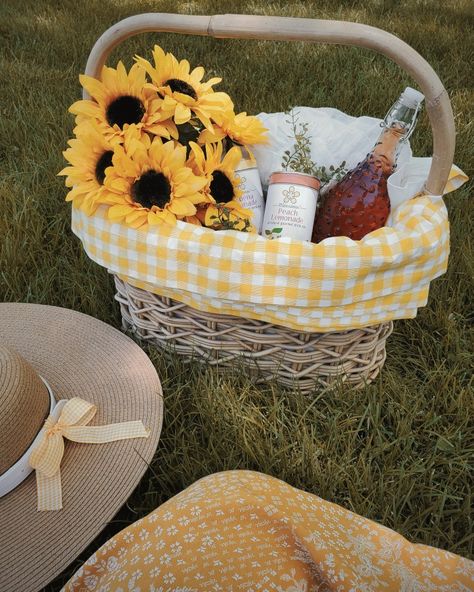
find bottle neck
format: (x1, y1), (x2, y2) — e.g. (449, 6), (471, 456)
(372, 124), (406, 173)
(382, 96), (422, 142)
(371, 95), (422, 173)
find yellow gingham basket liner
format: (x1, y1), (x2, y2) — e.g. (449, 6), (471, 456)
(71, 166), (466, 332)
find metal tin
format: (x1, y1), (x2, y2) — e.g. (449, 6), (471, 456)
(235, 159), (265, 233)
(269, 171), (321, 191)
(262, 171), (321, 241)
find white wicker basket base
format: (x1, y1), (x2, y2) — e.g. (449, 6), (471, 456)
(114, 275), (393, 393)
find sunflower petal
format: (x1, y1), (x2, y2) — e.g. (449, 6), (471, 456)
(79, 75), (108, 104)
(198, 127), (224, 144)
(168, 199), (196, 217)
(174, 102), (192, 125)
(69, 100), (102, 118)
(108, 204), (136, 220)
(222, 146), (243, 171)
(165, 209), (179, 225)
(190, 66), (205, 83)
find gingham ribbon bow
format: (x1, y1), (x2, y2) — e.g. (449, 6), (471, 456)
(29, 397), (149, 511)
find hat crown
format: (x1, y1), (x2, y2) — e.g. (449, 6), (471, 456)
(0, 346), (50, 475)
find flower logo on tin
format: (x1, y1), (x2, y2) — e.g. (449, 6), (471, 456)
(282, 185), (299, 205)
(235, 174), (246, 190)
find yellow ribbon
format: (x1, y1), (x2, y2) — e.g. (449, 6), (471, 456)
(29, 397), (150, 511)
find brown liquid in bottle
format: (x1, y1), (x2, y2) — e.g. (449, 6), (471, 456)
(312, 126), (404, 242)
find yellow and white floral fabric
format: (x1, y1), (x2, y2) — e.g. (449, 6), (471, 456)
(65, 470), (473, 592)
(71, 166), (467, 332)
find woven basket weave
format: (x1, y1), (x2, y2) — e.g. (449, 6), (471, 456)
(114, 276), (393, 392)
(83, 13), (455, 392)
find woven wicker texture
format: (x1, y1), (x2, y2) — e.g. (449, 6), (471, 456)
(114, 276), (393, 392)
(0, 346), (50, 474)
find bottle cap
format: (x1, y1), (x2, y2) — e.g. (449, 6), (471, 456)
(401, 87), (425, 108)
(236, 158), (257, 171)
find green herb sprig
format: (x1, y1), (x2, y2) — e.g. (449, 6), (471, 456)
(281, 110), (347, 186)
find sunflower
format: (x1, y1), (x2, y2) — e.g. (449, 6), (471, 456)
(102, 133), (208, 228)
(69, 61), (177, 141)
(58, 122), (121, 215)
(199, 110), (268, 149)
(188, 142), (253, 231)
(135, 45), (233, 131)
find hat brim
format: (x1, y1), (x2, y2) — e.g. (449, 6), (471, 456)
(0, 303), (163, 592)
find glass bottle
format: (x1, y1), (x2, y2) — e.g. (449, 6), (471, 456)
(312, 87), (424, 242)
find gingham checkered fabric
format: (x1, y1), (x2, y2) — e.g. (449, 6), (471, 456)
(71, 166), (467, 332)
(29, 397), (149, 511)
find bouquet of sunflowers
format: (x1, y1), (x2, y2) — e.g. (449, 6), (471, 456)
(60, 45), (268, 231)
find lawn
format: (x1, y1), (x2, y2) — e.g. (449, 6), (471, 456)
(0, 0), (472, 589)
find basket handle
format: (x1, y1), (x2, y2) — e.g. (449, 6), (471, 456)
(83, 13), (455, 196)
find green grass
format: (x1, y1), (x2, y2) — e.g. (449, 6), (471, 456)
(0, 0), (473, 589)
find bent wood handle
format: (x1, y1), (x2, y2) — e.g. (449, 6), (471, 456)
(84, 13), (455, 196)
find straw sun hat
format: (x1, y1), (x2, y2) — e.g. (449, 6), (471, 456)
(0, 303), (163, 592)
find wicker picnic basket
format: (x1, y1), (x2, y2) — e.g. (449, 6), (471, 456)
(79, 13), (456, 393)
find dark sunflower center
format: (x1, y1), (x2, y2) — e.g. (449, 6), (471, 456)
(94, 150), (114, 185)
(210, 170), (234, 203)
(165, 78), (197, 100)
(132, 170), (171, 209)
(106, 95), (145, 128)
